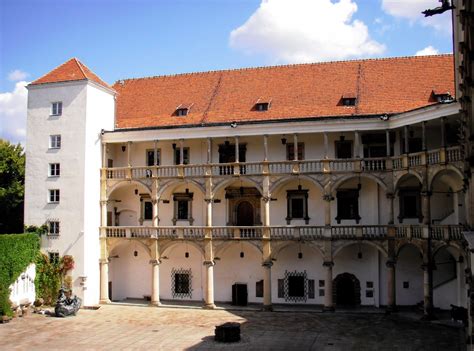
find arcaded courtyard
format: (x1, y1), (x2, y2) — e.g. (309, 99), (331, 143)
(0, 304), (464, 350)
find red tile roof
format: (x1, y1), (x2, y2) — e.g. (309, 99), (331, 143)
(114, 55), (454, 129)
(30, 58), (112, 90)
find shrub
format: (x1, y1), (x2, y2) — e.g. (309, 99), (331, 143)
(0, 233), (40, 316)
(35, 254), (75, 305)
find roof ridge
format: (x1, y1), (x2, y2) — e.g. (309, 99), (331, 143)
(29, 58), (80, 85)
(73, 58), (88, 80)
(114, 53), (453, 84)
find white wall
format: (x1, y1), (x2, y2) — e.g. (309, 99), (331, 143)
(9, 264), (36, 307)
(396, 245), (423, 306)
(214, 242), (263, 303)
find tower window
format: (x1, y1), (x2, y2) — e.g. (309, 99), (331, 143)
(51, 102), (62, 116)
(48, 189), (60, 203)
(49, 163), (60, 177)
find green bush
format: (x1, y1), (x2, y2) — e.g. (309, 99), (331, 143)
(0, 233), (40, 316)
(35, 253), (75, 305)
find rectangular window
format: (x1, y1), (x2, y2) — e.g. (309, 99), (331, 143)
(366, 290), (374, 298)
(277, 279), (284, 298)
(174, 147), (190, 165)
(398, 188), (421, 222)
(286, 142), (304, 161)
(319, 289), (325, 297)
(51, 102), (62, 116)
(336, 189), (360, 223)
(49, 135), (61, 149)
(49, 163), (60, 177)
(319, 280), (325, 288)
(335, 140), (352, 159)
(48, 189), (60, 203)
(143, 201), (153, 220)
(48, 252), (59, 263)
(173, 192), (193, 224)
(308, 279), (315, 299)
(48, 221), (60, 235)
(174, 273), (190, 294)
(403, 281), (409, 289)
(286, 189), (309, 224)
(256, 280), (263, 298)
(288, 276), (305, 298)
(146, 149), (161, 166)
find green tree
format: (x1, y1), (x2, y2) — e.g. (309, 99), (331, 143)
(0, 139), (25, 234)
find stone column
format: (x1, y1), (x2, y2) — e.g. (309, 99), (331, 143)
(387, 193), (395, 225)
(263, 134), (268, 162)
(203, 239), (216, 309)
(453, 191), (460, 224)
(421, 261), (435, 319)
(404, 126), (409, 154)
(323, 261), (334, 311)
(262, 261), (273, 311)
(293, 134), (298, 161)
(440, 117), (446, 148)
(179, 139), (184, 165)
(385, 129), (391, 157)
(386, 259), (397, 312)
(207, 137), (212, 164)
(152, 199), (159, 227)
(127, 141), (132, 167)
(99, 259), (110, 304)
(354, 131), (360, 158)
(457, 258), (464, 306)
(323, 194), (332, 227)
(150, 259), (161, 306)
(235, 136), (240, 163)
(324, 132), (329, 159)
(422, 121), (427, 151)
(203, 260), (216, 309)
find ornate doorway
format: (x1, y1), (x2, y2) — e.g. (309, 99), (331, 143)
(333, 272), (361, 306)
(237, 201), (254, 226)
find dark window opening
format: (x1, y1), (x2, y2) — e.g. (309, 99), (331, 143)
(286, 142), (304, 160)
(144, 201), (153, 220)
(336, 189), (360, 223)
(277, 279), (284, 298)
(177, 200), (188, 220)
(288, 276), (305, 298)
(49, 252), (59, 263)
(174, 273), (190, 294)
(335, 140), (353, 159)
(308, 279), (315, 299)
(255, 102), (269, 111)
(342, 98), (356, 106)
(256, 280), (263, 298)
(175, 108), (188, 116)
(146, 149), (160, 166)
(398, 188), (421, 222)
(174, 147), (190, 165)
(286, 189), (309, 224)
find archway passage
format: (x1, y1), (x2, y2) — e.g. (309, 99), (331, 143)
(237, 201), (254, 226)
(334, 273), (361, 306)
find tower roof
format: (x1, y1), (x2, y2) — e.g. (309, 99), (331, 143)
(29, 58), (112, 90)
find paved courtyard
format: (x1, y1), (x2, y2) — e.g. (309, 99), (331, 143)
(0, 304), (465, 350)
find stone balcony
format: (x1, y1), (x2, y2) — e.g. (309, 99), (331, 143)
(102, 146), (463, 181)
(101, 224), (465, 242)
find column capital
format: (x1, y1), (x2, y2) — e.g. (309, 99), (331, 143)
(151, 199), (158, 205)
(386, 259), (397, 268)
(99, 258), (109, 264)
(323, 261), (334, 268)
(262, 196), (271, 203)
(386, 193), (395, 199)
(204, 198), (213, 203)
(100, 200), (108, 205)
(262, 260), (273, 268)
(420, 190), (432, 197)
(149, 259), (161, 265)
(203, 260), (215, 267)
(323, 194), (334, 202)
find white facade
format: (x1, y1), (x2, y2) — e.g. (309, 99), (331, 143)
(24, 61), (469, 315)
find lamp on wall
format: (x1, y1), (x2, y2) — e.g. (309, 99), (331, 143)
(240, 242), (244, 258)
(357, 242), (362, 259)
(121, 145), (126, 152)
(281, 135), (287, 145)
(185, 242), (189, 258)
(298, 242), (303, 259)
(135, 189), (139, 195)
(172, 143), (177, 150)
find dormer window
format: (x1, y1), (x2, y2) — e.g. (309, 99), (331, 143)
(254, 98), (271, 111)
(340, 93), (357, 106)
(431, 90), (453, 103)
(174, 103), (193, 116)
(176, 108), (188, 116)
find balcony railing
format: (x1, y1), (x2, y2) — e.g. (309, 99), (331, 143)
(102, 224), (466, 241)
(104, 146), (462, 181)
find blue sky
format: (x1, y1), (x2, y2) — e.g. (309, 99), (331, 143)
(0, 0), (453, 144)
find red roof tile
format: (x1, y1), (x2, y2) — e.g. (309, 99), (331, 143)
(30, 58), (112, 90)
(113, 55), (454, 129)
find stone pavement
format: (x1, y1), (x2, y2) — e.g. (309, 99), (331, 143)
(0, 304), (464, 350)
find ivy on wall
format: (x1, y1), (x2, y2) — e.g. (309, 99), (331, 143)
(35, 254), (75, 305)
(0, 233), (40, 316)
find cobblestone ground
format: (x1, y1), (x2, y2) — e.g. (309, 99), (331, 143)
(0, 304), (464, 350)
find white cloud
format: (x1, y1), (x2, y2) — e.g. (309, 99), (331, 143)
(415, 45), (439, 56)
(0, 81), (29, 145)
(8, 69), (29, 82)
(229, 0), (385, 63)
(381, 0), (452, 34)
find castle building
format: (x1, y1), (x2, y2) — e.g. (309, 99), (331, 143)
(24, 54), (470, 315)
